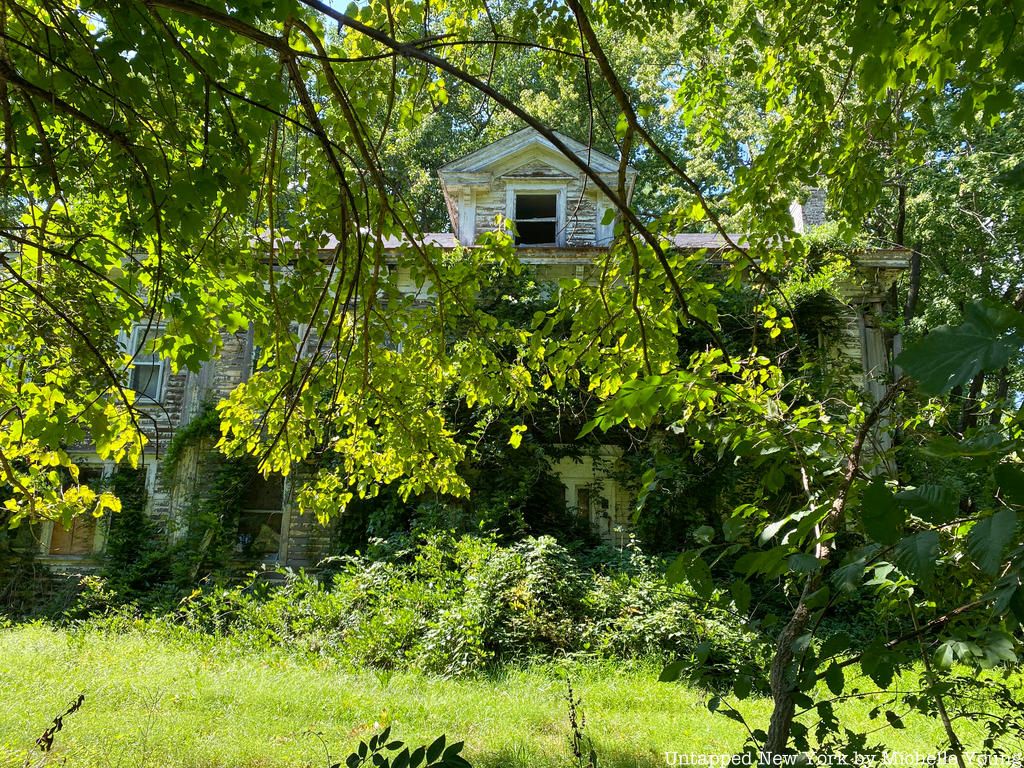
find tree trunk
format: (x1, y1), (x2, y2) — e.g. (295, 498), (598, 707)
(990, 366), (1010, 426)
(761, 383), (903, 760)
(903, 251), (921, 323)
(959, 371), (985, 432)
(763, 578), (817, 757)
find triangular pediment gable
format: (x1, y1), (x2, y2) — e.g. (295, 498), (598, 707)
(497, 158), (575, 180)
(439, 128), (626, 176)
(438, 128), (636, 246)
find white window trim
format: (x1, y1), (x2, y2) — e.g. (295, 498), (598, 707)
(596, 201), (616, 246)
(121, 323), (168, 404)
(38, 458), (113, 559)
(505, 182), (567, 247)
(236, 474), (291, 563)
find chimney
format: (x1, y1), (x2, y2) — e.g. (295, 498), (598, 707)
(790, 188), (826, 234)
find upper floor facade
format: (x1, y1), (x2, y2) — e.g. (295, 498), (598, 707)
(437, 127), (634, 251)
(12, 127), (912, 570)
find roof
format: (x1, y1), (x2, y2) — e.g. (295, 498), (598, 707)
(316, 232), (459, 251)
(669, 233), (745, 250)
(364, 231), (741, 252)
(300, 231), (909, 271)
(438, 127), (630, 176)
(314, 232), (743, 252)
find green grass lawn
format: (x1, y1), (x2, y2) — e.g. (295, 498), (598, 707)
(0, 624), (987, 768)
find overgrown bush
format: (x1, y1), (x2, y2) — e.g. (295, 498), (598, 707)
(149, 533), (764, 679)
(102, 467), (175, 605)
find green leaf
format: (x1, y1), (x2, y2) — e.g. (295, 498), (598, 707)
(895, 301), (1024, 395)
(426, 736), (445, 764)
(788, 553), (821, 573)
(665, 552), (689, 586)
(895, 485), (958, 523)
(733, 674), (752, 700)
(819, 631), (851, 661)
(730, 580), (752, 614)
(832, 550), (874, 593)
(934, 642), (955, 670)
(996, 159), (1024, 189)
(722, 517), (744, 541)
(441, 742), (464, 760)
(666, 552), (713, 598)
(694, 524), (715, 543)
(687, 556), (714, 599)
(734, 547), (789, 577)
(824, 664), (845, 696)
(968, 508), (1018, 575)
(804, 585), (830, 609)
(862, 479), (903, 544)
(894, 531), (941, 586)
(507, 425), (526, 449)
(924, 432), (1011, 458)
(861, 640), (894, 689)
(659, 660), (685, 682)
(885, 710), (905, 729)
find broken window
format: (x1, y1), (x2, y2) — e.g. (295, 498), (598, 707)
(514, 193), (558, 245)
(127, 325), (164, 401)
(48, 466), (104, 556)
(237, 473), (284, 558)
(572, 484), (611, 535)
(575, 486), (591, 519)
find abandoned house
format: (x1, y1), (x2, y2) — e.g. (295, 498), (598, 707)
(21, 127), (910, 570)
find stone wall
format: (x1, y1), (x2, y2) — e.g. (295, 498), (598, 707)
(162, 329), (335, 570)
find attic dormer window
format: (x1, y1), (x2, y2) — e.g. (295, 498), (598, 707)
(513, 193), (558, 245)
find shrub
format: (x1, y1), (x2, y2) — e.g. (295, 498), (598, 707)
(152, 532), (764, 679)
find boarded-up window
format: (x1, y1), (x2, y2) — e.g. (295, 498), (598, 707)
(237, 474), (284, 557)
(514, 193), (557, 245)
(49, 466), (103, 556)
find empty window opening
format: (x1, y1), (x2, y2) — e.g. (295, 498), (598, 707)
(237, 474), (284, 558)
(514, 193), (558, 245)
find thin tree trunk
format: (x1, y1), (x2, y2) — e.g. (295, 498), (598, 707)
(762, 383), (904, 759)
(895, 182), (906, 247)
(910, 602), (967, 768)
(990, 366), (1010, 426)
(959, 371), (985, 432)
(763, 577), (817, 757)
(903, 251), (921, 323)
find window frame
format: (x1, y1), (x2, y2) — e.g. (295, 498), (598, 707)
(39, 459), (112, 559)
(505, 182), (566, 247)
(595, 201), (616, 246)
(124, 323), (167, 403)
(235, 472), (289, 563)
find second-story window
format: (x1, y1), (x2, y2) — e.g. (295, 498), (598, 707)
(513, 193), (558, 245)
(128, 325), (164, 402)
